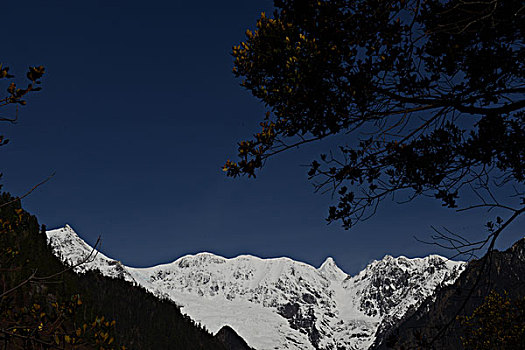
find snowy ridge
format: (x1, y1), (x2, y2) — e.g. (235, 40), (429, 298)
(47, 225), (465, 350)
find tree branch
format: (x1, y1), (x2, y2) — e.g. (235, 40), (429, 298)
(0, 172), (56, 209)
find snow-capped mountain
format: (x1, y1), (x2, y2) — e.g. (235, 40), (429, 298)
(47, 225), (465, 350)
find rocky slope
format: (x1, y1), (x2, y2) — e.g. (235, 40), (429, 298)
(47, 225), (465, 350)
(373, 237), (525, 349)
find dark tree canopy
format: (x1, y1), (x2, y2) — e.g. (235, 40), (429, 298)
(225, 0), (525, 252)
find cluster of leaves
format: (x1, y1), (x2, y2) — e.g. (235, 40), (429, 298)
(225, 0), (525, 232)
(0, 64), (44, 123)
(459, 290), (525, 349)
(0, 63), (45, 189)
(1, 295), (121, 349)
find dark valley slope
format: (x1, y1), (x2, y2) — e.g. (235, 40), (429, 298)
(0, 193), (238, 350)
(373, 237), (525, 349)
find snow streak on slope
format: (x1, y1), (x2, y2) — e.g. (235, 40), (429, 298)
(47, 225), (465, 350)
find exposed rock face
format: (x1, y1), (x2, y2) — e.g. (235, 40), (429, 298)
(47, 225), (465, 350)
(278, 302), (321, 348)
(373, 238), (525, 350)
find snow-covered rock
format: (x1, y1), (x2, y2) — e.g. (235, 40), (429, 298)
(47, 225), (465, 350)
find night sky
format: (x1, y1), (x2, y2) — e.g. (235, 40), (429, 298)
(2, 1), (523, 275)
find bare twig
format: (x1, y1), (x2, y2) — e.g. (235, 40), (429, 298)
(0, 270), (37, 299)
(0, 236), (101, 298)
(0, 172), (56, 209)
(426, 206), (525, 347)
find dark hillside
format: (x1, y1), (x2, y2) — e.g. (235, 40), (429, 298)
(374, 238), (525, 349)
(215, 326), (255, 350)
(0, 193), (228, 349)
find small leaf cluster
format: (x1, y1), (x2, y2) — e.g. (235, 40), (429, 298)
(2, 293), (121, 349)
(1, 64), (44, 108)
(0, 63), (45, 188)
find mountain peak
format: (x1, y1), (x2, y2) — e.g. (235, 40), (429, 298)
(61, 223), (75, 234)
(319, 256), (347, 282)
(320, 256), (335, 268)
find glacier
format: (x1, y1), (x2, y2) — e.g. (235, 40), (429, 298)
(47, 225), (465, 350)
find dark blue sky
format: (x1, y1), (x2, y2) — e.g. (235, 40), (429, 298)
(2, 1), (522, 274)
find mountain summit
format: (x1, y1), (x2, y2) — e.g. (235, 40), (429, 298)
(47, 225), (464, 350)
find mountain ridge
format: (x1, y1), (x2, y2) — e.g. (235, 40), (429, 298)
(47, 224), (465, 350)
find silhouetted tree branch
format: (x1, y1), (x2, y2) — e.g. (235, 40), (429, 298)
(224, 0), (524, 248)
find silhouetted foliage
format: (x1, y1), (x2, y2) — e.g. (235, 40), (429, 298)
(0, 63), (44, 128)
(0, 63), (45, 189)
(225, 0), (525, 253)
